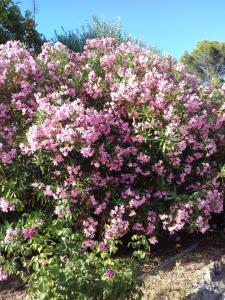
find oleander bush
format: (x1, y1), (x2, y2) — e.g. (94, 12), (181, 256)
(0, 38), (225, 299)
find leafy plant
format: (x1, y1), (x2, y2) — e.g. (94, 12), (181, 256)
(0, 38), (224, 298)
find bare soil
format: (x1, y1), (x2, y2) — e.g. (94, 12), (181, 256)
(141, 233), (225, 299)
(0, 276), (25, 300)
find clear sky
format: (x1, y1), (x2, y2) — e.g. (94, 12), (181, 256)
(18, 0), (225, 59)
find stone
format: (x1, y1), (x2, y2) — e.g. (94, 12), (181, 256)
(185, 256), (225, 300)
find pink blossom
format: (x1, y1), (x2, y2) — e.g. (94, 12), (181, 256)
(80, 146), (94, 158)
(22, 227), (36, 239)
(99, 241), (107, 251)
(0, 198), (15, 212)
(106, 268), (114, 278)
(0, 266), (8, 281)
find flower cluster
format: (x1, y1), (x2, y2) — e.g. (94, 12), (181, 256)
(0, 266), (8, 282)
(0, 41), (41, 165)
(0, 38), (225, 270)
(0, 198), (15, 212)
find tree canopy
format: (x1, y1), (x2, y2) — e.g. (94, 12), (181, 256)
(54, 15), (160, 54)
(180, 40), (225, 82)
(0, 0), (45, 52)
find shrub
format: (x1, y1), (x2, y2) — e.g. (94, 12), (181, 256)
(0, 38), (225, 298)
(54, 15), (159, 54)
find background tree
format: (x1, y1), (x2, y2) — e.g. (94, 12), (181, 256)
(180, 40), (225, 82)
(0, 0), (45, 52)
(54, 15), (160, 54)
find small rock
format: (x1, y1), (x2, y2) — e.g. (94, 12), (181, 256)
(185, 256), (225, 300)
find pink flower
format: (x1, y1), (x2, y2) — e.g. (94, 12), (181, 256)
(152, 161), (165, 175)
(148, 236), (158, 245)
(4, 228), (20, 244)
(83, 218), (98, 239)
(99, 241), (107, 251)
(137, 153), (150, 163)
(0, 266), (8, 281)
(132, 223), (144, 232)
(196, 216), (210, 234)
(52, 154), (64, 165)
(54, 205), (71, 219)
(80, 146), (94, 158)
(83, 239), (94, 249)
(22, 227), (36, 239)
(106, 268), (114, 278)
(0, 198), (15, 212)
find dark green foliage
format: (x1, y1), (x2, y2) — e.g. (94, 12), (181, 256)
(54, 15), (160, 54)
(0, 0), (45, 52)
(181, 40), (225, 82)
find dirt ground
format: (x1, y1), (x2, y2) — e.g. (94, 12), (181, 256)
(0, 276), (25, 300)
(141, 233), (225, 300)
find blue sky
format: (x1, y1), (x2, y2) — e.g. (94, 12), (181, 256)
(18, 0), (225, 59)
